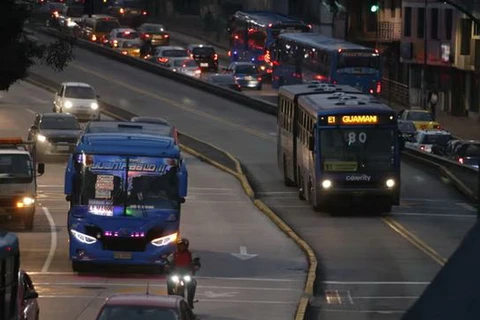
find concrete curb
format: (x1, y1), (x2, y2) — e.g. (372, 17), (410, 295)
(23, 74), (317, 320)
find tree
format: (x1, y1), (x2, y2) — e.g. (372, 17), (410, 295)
(0, 0), (74, 91)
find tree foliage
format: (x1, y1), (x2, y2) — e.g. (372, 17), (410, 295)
(0, 0), (74, 91)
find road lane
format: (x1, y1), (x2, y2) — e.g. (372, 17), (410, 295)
(28, 32), (477, 318)
(1, 81), (306, 319)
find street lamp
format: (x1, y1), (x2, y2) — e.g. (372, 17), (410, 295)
(370, 4), (379, 12)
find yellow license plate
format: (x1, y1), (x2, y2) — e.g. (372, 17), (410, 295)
(114, 252), (132, 260)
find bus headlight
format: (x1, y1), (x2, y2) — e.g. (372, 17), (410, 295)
(64, 101), (73, 108)
(386, 179), (395, 188)
(71, 229), (97, 244)
(151, 233), (178, 247)
(321, 180), (332, 189)
(90, 102), (99, 110)
(37, 134), (47, 142)
(16, 197), (35, 207)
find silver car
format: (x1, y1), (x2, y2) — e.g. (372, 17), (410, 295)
(166, 58), (201, 78)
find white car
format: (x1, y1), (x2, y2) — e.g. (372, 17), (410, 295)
(152, 46), (189, 65)
(107, 28), (140, 48)
(53, 82), (100, 121)
(405, 129), (453, 153)
(165, 58), (201, 78)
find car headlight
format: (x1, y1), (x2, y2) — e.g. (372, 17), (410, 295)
(71, 229), (97, 244)
(321, 180), (332, 189)
(151, 232), (177, 247)
(16, 197), (35, 208)
(386, 179), (395, 188)
(37, 134), (47, 142)
(64, 101), (73, 108)
(90, 102), (99, 110)
(183, 275), (191, 282)
(171, 275), (180, 283)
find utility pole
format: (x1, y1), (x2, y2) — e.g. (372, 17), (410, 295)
(422, 0), (428, 109)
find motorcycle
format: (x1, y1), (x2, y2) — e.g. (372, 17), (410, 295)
(166, 257), (200, 307)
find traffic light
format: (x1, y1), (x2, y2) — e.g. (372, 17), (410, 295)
(370, 4), (379, 12)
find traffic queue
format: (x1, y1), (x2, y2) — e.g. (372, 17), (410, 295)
(0, 80), (200, 319)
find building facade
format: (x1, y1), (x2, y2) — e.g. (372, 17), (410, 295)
(400, 0), (480, 119)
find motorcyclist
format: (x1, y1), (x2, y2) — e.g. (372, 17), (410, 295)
(140, 38), (154, 59)
(166, 238), (200, 308)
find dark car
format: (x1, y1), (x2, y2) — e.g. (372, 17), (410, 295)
(35, 1), (65, 27)
(106, 0), (147, 27)
(17, 270), (40, 320)
(187, 44), (218, 72)
(398, 120), (417, 141)
(27, 113), (81, 160)
(137, 23), (170, 46)
(224, 62), (262, 90)
(206, 74), (241, 91)
(83, 119), (178, 144)
(448, 140), (480, 169)
(95, 294), (195, 320)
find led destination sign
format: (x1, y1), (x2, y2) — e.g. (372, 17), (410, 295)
(320, 114), (395, 126)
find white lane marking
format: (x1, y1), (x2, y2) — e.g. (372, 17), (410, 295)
(391, 212), (475, 218)
(324, 281), (430, 285)
(28, 272), (304, 282)
(39, 185), (64, 187)
(323, 308), (404, 314)
(457, 202), (476, 212)
(38, 295), (295, 304)
(402, 198), (462, 203)
(231, 246), (258, 260)
(41, 207), (57, 273)
(34, 282), (302, 291)
(352, 296), (418, 299)
(25, 108), (37, 114)
(257, 191), (297, 195)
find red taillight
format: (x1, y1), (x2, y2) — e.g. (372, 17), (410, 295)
(257, 77), (262, 81)
(459, 157), (464, 164)
(376, 81), (381, 94)
(5, 246), (12, 251)
(142, 11), (147, 15)
(332, 80), (337, 84)
(52, 10), (59, 17)
(314, 74), (326, 81)
(158, 57), (169, 63)
(234, 35), (239, 40)
(164, 34), (169, 38)
(144, 33), (150, 38)
(228, 51), (231, 56)
(267, 69), (272, 73)
(369, 89), (374, 94)
(420, 145), (425, 150)
(121, 50), (128, 55)
(214, 53), (218, 60)
(292, 72), (302, 78)
(257, 55), (265, 61)
(91, 34), (97, 42)
(190, 54), (194, 59)
(119, 8), (125, 14)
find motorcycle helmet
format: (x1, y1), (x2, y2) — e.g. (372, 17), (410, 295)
(177, 238), (189, 249)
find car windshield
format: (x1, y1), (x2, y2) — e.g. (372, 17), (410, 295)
(173, 59), (197, 67)
(97, 305), (179, 320)
(0, 154), (33, 182)
(143, 24), (164, 32)
(192, 47), (215, 55)
(40, 116), (81, 130)
(337, 51), (380, 72)
(66, 6), (83, 17)
(406, 111), (433, 121)
(420, 134), (453, 146)
(65, 86), (96, 99)
(96, 20), (120, 32)
(321, 128), (395, 172)
(162, 50), (188, 57)
(117, 31), (138, 39)
(235, 65), (258, 74)
(211, 76), (235, 84)
(76, 155), (180, 216)
(122, 42), (140, 48)
(463, 144), (480, 157)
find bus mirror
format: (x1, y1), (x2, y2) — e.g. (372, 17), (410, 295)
(308, 136), (315, 151)
(66, 195), (71, 202)
(180, 197), (186, 203)
(37, 163), (45, 176)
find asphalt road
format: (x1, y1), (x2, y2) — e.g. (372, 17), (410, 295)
(29, 31), (478, 319)
(0, 81), (306, 319)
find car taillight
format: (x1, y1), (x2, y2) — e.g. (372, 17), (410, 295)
(164, 34), (169, 38)
(91, 34), (97, 41)
(332, 80), (337, 84)
(158, 57), (169, 63)
(144, 33), (150, 38)
(121, 50), (128, 55)
(119, 8), (125, 14)
(420, 145), (425, 151)
(228, 50), (231, 56)
(190, 54), (194, 59)
(434, 124), (441, 129)
(369, 89), (374, 94)
(52, 10), (59, 17)
(376, 81), (381, 94)
(292, 72), (301, 78)
(194, 69), (201, 74)
(257, 55), (265, 61)
(214, 53), (218, 60)
(257, 77), (262, 81)
(459, 157), (464, 164)
(142, 11), (147, 15)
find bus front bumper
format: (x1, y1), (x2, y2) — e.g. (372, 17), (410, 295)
(319, 188), (399, 205)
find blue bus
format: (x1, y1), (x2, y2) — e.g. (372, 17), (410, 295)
(64, 133), (188, 272)
(0, 232), (19, 320)
(277, 84), (400, 212)
(227, 11), (311, 70)
(269, 33), (382, 94)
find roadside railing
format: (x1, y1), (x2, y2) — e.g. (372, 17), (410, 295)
(381, 77), (410, 107)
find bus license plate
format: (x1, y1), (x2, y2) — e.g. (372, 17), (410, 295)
(114, 252), (132, 260)
(200, 63), (209, 67)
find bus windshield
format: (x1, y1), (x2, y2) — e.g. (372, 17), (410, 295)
(0, 154), (33, 183)
(337, 51), (380, 71)
(320, 128), (395, 172)
(271, 25), (310, 38)
(96, 20), (120, 33)
(76, 155), (180, 216)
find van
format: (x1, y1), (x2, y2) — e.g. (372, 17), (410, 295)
(77, 14), (120, 44)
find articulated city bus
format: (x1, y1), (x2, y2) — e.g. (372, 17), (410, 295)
(277, 85), (400, 213)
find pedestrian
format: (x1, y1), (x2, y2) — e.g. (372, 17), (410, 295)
(428, 90), (438, 120)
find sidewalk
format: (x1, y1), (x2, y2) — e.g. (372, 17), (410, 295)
(161, 14), (480, 141)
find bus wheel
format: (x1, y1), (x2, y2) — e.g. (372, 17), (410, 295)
(283, 157), (295, 187)
(72, 261), (89, 273)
